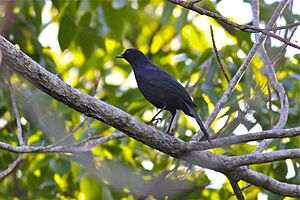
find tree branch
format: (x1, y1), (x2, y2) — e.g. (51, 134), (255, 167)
(267, 83), (275, 128)
(210, 25), (230, 83)
(168, 0), (300, 50)
(0, 132), (126, 153)
(1, 124), (298, 154)
(229, 184), (252, 197)
(238, 168), (300, 197)
(188, 127), (300, 151)
(230, 148), (300, 167)
(229, 178), (245, 200)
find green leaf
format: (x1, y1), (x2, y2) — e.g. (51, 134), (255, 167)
(79, 12), (92, 26)
(33, 0), (43, 29)
(58, 14), (76, 51)
(49, 158), (71, 176)
(80, 175), (103, 200)
(79, 29), (96, 58)
(176, 9), (189, 34)
(0, 106), (6, 117)
(78, 12), (95, 58)
(161, 3), (175, 26)
(102, 2), (124, 40)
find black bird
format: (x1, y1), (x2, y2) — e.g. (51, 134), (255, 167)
(115, 48), (212, 144)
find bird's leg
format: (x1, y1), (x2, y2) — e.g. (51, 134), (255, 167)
(147, 110), (162, 125)
(146, 106), (166, 125)
(166, 110), (176, 134)
(153, 118), (161, 127)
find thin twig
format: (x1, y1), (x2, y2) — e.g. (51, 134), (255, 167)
(61, 131), (127, 152)
(229, 184), (252, 197)
(267, 83), (274, 128)
(289, 0), (294, 15)
(45, 118), (86, 149)
(63, 136), (102, 147)
(0, 154), (23, 180)
(252, 0), (260, 40)
(210, 25), (230, 83)
(87, 117), (92, 144)
(91, 75), (100, 96)
(271, 27), (298, 65)
(168, 0), (300, 50)
(1, 127), (298, 153)
(266, 21), (300, 31)
(0, 132), (126, 153)
(8, 78), (24, 146)
(256, 26), (300, 50)
(24, 122), (31, 145)
(188, 126), (300, 151)
(229, 179), (245, 200)
(88, 75), (101, 143)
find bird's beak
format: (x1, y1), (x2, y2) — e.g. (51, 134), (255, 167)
(115, 54), (124, 59)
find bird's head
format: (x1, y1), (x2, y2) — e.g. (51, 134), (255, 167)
(115, 48), (150, 66)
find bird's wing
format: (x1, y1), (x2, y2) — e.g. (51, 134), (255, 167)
(138, 65), (194, 105)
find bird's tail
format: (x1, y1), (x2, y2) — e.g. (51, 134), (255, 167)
(184, 102), (212, 145)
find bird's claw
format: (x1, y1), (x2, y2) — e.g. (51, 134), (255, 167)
(146, 117), (162, 125)
(165, 131), (173, 136)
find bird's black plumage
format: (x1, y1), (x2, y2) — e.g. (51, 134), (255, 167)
(115, 48), (212, 144)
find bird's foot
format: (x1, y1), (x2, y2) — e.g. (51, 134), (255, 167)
(165, 127), (174, 135)
(146, 117), (162, 125)
(165, 131), (173, 136)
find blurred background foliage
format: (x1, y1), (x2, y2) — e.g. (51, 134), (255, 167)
(0, 0), (299, 199)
